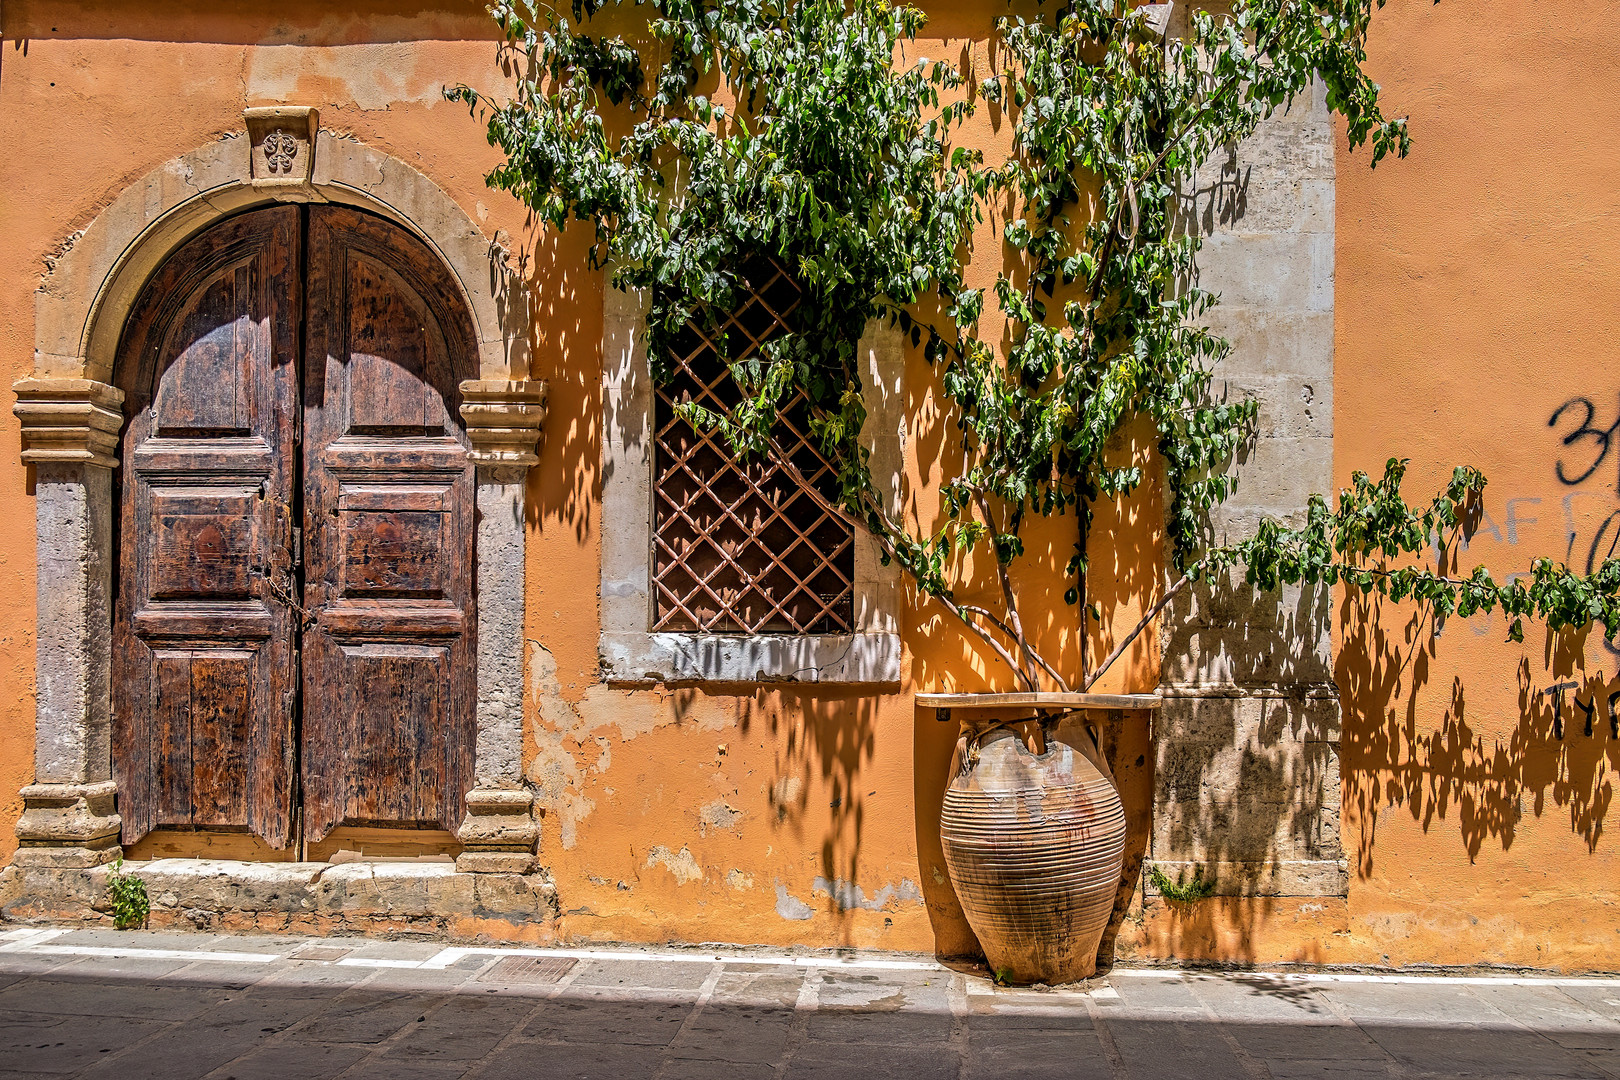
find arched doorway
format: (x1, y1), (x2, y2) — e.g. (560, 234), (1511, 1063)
(111, 203), (478, 855)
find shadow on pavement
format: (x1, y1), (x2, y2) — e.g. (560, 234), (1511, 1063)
(0, 962), (1616, 1080)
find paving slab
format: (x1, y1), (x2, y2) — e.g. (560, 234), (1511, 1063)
(0, 928), (1619, 1079)
(1221, 1019), (1387, 1061)
(522, 994), (694, 1046)
(478, 1040), (663, 1080)
(1109, 972), (1207, 1013)
(1097, 1015), (1251, 1080)
(0, 1010), (168, 1075)
(343, 1059), (472, 1080)
(199, 1041), (370, 1079)
(1186, 974), (1339, 1022)
(74, 1022), (277, 1080)
(387, 996), (538, 1062)
(1317, 981), (1496, 1024)
(667, 1006), (795, 1062)
(658, 1060), (781, 1080)
(571, 958), (717, 993)
(786, 1042), (959, 1080)
(296, 991), (443, 1044)
(0, 974), (230, 1020)
(1260, 1058), (1394, 1079)
(1359, 1021), (1607, 1078)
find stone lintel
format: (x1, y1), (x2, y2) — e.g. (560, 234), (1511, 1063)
(13, 378), (125, 470)
(455, 787), (538, 874)
(600, 630), (902, 685)
(460, 379), (547, 466)
(13, 781), (121, 867)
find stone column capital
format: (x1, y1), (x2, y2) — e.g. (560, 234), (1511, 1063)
(13, 377), (126, 470)
(460, 379), (547, 467)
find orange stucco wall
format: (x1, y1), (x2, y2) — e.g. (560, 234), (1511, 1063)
(0, 0), (1162, 956)
(1329, 0), (1620, 969)
(2, 0), (1614, 969)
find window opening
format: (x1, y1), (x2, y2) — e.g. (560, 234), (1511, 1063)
(651, 257), (856, 634)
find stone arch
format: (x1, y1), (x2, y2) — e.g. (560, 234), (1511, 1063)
(34, 125), (527, 384)
(12, 113), (546, 877)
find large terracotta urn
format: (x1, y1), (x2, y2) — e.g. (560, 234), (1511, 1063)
(939, 713), (1126, 984)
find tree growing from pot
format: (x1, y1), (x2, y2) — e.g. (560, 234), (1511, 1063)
(450, 0), (1620, 701)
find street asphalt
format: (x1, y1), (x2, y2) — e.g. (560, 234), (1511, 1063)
(0, 926), (1616, 1078)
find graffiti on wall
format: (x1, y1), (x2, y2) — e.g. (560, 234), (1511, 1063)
(1428, 396), (1620, 648)
(1538, 680), (1620, 739)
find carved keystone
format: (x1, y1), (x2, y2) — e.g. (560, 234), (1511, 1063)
(13, 378), (125, 470)
(244, 106), (319, 194)
(460, 380), (548, 467)
(14, 781), (121, 868)
(455, 788), (539, 874)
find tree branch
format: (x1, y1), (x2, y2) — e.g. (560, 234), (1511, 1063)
(972, 487), (1042, 691)
(761, 435), (1035, 688)
(1083, 572), (1191, 690)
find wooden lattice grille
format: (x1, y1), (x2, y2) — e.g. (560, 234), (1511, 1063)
(652, 259), (856, 634)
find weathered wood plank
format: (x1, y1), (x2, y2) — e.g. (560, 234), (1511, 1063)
(301, 204), (476, 843)
(114, 205), (299, 848)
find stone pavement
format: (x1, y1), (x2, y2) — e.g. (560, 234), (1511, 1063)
(0, 928), (1618, 1079)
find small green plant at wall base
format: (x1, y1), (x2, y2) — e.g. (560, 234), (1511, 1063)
(106, 857), (149, 930)
(1149, 865), (1216, 904)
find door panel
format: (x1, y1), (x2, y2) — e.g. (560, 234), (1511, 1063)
(301, 205), (476, 843)
(339, 643), (449, 825)
(150, 648), (258, 828)
(113, 206), (300, 847)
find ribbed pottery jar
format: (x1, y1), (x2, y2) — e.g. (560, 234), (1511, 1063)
(939, 715), (1126, 984)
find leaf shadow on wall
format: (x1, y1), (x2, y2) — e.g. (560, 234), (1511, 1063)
(1338, 594), (1619, 878)
(1145, 575), (1342, 965)
(515, 215), (599, 544)
(669, 686), (883, 948)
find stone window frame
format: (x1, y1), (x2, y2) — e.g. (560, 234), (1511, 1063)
(12, 110), (545, 873)
(599, 288), (903, 684)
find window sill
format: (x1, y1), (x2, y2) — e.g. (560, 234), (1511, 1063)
(598, 631), (900, 685)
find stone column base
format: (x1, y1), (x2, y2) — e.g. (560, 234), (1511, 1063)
(455, 788), (538, 874)
(13, 781), (122, 869)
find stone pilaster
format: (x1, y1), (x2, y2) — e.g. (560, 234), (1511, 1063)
(1150, 64), (1346, 900)
(13, 378), (126, 866)
(13, 781), (120, 868)
(456, 379), (546, 872)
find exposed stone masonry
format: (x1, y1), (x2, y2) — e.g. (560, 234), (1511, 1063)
(1151, 73), (1347, 901)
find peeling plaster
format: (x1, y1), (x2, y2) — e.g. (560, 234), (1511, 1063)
(524, 640), (595, 850)
(699, 799), (743, 838)
(774, 881), (813, 920)
(243, 41), (509, 111)
(811, 877), (923, 913)
(646, 845), (704, 885)
(726, 869), (754, 891)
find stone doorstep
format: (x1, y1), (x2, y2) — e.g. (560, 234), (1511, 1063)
(0, 858), (560, 930)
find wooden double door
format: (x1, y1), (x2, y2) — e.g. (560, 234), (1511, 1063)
(112, 204), (477, 850)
